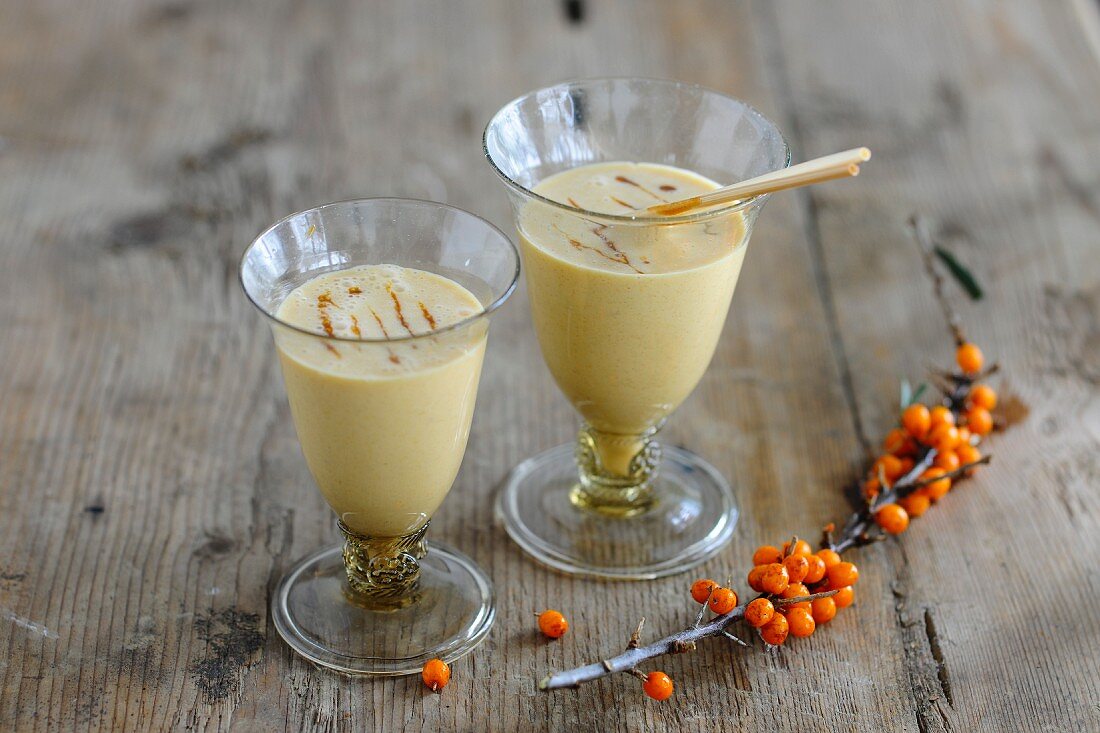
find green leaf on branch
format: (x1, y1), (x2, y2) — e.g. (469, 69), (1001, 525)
(933, 246), (983, 300)
(900, 379), (928, 409)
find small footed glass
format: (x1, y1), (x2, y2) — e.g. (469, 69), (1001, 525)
(485, 79), (789, 580)
(240, 198), (518, 674)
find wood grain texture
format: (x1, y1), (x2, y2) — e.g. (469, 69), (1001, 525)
(0, 0), (1097, 730)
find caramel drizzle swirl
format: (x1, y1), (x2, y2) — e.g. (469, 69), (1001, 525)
(367, 307), (390, 338)
(609, 195), (636, 210)
(316, 291), (336, 337)
(553, 224), (642, 274)
(349, 314), (361, 337)
(567, 196), (582, 208)
(385, 282), (415, 335)
(323, 342), (341, 357)
(614, 175), (665, 202)
(658, 184), (677, 192)
(418, 302), (437, 330)
(348, 286), (362, 295)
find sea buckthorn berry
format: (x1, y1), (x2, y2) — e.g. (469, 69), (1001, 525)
(782, 539), (812, 557)
(934, 449), (960, 472)
(902, 404), (931, 439)
(760, 613), (789, 646)
(883, 428), (909, 455)
(899, 457), (915, 476)
(803, 553), (827, 584)
(421, 658), (451, 692)
(875, 503), (910, 534)
(966, 406), (993, 436)
(816, 549), (841, 569)
(899, 492), (931, 518)
(745, 598), (775, 628)
(690, 578), (719, 604)
(642, 671), (674, 701)
(787, 607), (816, 638)
(537, 610), (568, 639)
(957, 426), (972, 445)
(811, 596), (837, 624)
(833, 586), (855, 608)
(956, 342), (984, 374)
(956, 444), (981, 474)
(747, 565), (767, 592)
(929, 405), (956, 429)
(920, 467), (952, 501)
(760, 563), (790, 595)
(752, 545), (782, 566)
(874, 455), (905, 482)
(708, 587), (738, 615)
(828, 561), (859, 588)
(783, 554), (810, 584)
(862, 478), (881, 499)
(781, 582), (811, 610)
(929, 424), (960, 453)
(970, 383), (997, 411)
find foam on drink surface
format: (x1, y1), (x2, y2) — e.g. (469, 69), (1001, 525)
(274, 264), (484, 377)
(521, 161), (746, 275)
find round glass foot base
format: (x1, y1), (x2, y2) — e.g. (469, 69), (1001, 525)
(496, 443), (738, 580)
(271, 541), (494, 675)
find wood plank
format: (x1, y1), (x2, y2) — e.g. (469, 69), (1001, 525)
(0, 0), (1095, 730)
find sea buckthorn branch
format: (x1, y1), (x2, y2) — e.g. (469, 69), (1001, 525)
(539, 216), (1005, 698)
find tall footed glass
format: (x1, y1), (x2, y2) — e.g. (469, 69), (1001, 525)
(485, 79), (788, 579)
(240, 198), (518, 674)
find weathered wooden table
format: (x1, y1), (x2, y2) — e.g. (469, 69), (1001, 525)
(2, 1), (1098, 730)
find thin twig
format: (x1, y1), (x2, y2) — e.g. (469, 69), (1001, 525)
(910, 215), (966, 346)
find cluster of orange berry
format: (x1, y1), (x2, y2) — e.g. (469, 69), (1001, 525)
(738, 540), (856, 645)
(867, 342), (995, 534)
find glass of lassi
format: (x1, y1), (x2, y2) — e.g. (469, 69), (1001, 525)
(485, 79), (788, 579)
(240, 198), (518, 674)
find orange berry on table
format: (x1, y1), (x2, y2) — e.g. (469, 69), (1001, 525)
(828, 561), (859, 588)
(899, 492), (931, 518)
(883, 428), (909, 455)
(934, 449), (960, 472)
(957, 426), (972, 445)
(803, 553), (827, 584)
(811, 596), (837, 624)
(956, 342), (984, 374)
(966, 406), (993, 436)
(760, 563), (790, 595)
(816, 548), (841, 569)
(747, 565), (767, 592)
(537, 610), (568, 639)
(781, 582), (811, 610)
(956, 443), (981, 474)
(745, 598), (776, 628)
(787, 607), (816, 638)
(708, 587), (738, 615)
(783, 554), (810, 584)
(902, 403), (931, 439)
(752, 545), (782, 566)
(642, 671), (674, 701)
(970, 383), (997, 411)
(833, 586), (855, 608)
(690, 578), (719, 604)
(421, 658), (451, 692)
(929, 424), (960, 453)
(920, 467), (952, 501)
(782, 539), (812, 557)
(760, 613), (789, 645)
(875, 503), (910, 534)
(899, 457), (915, 475)
(929, 405), (956, 429)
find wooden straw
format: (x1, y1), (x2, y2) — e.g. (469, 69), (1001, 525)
(647, 147), (871, 216)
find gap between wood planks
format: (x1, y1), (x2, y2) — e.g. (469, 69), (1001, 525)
(755, 3), (955, 729)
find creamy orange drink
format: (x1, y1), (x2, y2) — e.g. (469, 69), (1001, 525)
(274, 264), (486, 537)
(519, 162), (745, 475)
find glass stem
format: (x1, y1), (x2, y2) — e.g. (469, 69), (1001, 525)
(570, 424), (661, 517)
(339, 519), (429, 608)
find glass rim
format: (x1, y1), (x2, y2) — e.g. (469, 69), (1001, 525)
(482, 76), (792, 226)
(239, 196), (521, 344)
